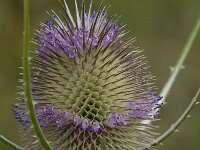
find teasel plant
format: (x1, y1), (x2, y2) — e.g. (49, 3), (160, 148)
(0, 0), (200, 150)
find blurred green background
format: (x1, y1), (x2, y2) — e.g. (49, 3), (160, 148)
(0, 0), (200, 149)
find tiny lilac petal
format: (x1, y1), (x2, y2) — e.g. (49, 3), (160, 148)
(45, 19), (54, 28)
(57, 112), (71, 128)
(91, 121), (101, 132)
(130, 111), (152, 119)
(111, 112), (120, 119)
(107, 119), (116, 128)
(81, 119), (90, 130)
(153, 113), (160, 119)
(152, 104), (161, 110)
(45, 104), (53, 111)
(118, 115), (129, 126)
(74, 115), (82, 125)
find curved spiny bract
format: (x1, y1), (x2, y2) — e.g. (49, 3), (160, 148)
(13, 0), (162, 149)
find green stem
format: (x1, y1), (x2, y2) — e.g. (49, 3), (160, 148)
(0, 135), (25, 150)
(141, 15), (200, 126)
(158, 15), (200, 107)
(152, 88), (200, 147)
(23, 0), (52, 149)
(142, 15), (200, 148)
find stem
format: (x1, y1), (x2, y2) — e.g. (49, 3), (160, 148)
(158, 15), (200, 107)
(141, 15), (200, 148)
(141, 15), (200, 126)
(151, 88), (200, 147)
(0, 135), (25, 150)
(23, 0), (52, 149)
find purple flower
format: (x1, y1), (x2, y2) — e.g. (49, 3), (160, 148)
(13, 0), (163, 149)
(73, 115), (82, 126)
(80, 119), (90, 130)
(91, 121), (102, 132)
(56, 112), (72, 128)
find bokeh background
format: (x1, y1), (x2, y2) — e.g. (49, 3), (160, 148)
(0, 0), (200, 149)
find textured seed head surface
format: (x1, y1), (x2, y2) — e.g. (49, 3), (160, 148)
(13, 0), (162, 150)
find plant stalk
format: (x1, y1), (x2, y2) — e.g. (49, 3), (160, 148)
(158, 15), (200, 107)
(152, 88), (200, 147)
(0, 135), (25, 150)
(23, 0), (52, 149)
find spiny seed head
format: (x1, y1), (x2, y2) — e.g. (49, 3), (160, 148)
(13, 0), (162, 149)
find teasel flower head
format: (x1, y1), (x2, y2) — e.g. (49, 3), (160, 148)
(13, 0), (163, 149)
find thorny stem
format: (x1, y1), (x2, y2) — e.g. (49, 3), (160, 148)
(150, 88), (200, 148)
(0, 135), (25, 150)
(141, 15), (200, 126)
(158, 15), (200, 108)
(142, 15), (200, 148)
(23, 0), (52, 149)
